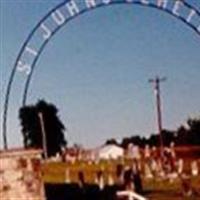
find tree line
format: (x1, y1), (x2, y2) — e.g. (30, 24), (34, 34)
(19, 100), (200, 158)
(106, 118), (200, 148)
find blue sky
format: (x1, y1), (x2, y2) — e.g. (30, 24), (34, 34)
(1, 0), (200, 148)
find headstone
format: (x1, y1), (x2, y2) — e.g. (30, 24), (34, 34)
(65, 168), (71, 183)
(144, 163), (153, 179)
(177, 159), (184, 175)
(95, 171), (104, 190)
(107, 173), (114, 186)
(191, 161), (199, 176)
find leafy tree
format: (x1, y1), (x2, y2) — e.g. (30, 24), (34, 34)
(105, 138), (118, 146)
(120, 135), (147, 148)
(19, 100), (67, 157)
(176, 125), (188, 145)
(162, 129), (175, 146)
(174, 118), (200, 146)
(121, 137), (132, 148)
(120, 117), (200, 148)
(187, 117), (200, 145)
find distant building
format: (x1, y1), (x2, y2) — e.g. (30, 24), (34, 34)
(97, 144), (124, 160)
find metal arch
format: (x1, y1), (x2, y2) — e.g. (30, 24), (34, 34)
(2, 0), (200, 149)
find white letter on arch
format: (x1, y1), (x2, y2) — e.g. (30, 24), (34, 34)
(17, 60), (31, 75)
(186, 9), (196, 23)
(25, 46), (38, 56)
(85, 0), (96, 9)
(141, 0), (149, 5)
(40, 23), (52, 40)
(66, 0), (80, 17)
(198, 25), (200, 33)
(172, 0), (183, 16)
(51, 9), (66, 26)
(102, 0), (112, 5)
(157, 0), (168, 9)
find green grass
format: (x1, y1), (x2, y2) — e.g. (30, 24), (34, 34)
(143, 177), (200, 200)
(42, 159), (200, 199)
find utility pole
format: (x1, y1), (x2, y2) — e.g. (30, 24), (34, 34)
(38, 112), (48, 159)
(149, 76), (166, 157)
(3, 125), (8, 150)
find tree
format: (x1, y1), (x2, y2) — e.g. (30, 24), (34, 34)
(187, 117), (200, 145)
(176, 125), (188, 145)
(105, 138), (118, 146)
(162, 129), (175, 146)
(148, 134), (159, 146)
(19, 100), (67, 157)
(120, 135), (146, 148)
(174, 117), (200, 146)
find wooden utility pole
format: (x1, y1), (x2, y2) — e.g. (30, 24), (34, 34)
(38, 112), (48, 159)
(149, 76), (166, 157)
